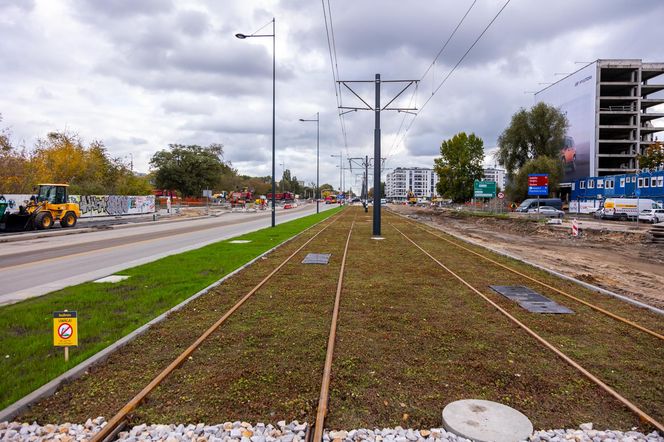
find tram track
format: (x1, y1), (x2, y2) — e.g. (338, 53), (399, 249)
(392, 213), (664, 340)
(389, 220), (664, 433)
(16, 207), (663, 437)
(84, 211), (356, 442)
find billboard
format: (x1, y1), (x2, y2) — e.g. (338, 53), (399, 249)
(535, 62), (597, 183)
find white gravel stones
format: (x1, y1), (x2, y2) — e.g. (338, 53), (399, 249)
(0, 417), (106, 441)
(0, 420), (661, 442)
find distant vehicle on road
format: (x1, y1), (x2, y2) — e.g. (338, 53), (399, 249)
(380, 198), (387, 205)
(516, 198), (563, 212)
(638, 208), (664, 224)
(527, 206), (564, 218)
(596, 198), (663, 220)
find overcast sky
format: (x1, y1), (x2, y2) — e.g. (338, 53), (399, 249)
(1, 0), (663, 192)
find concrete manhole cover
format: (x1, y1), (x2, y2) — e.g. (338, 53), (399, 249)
(442, 399), (533, 442)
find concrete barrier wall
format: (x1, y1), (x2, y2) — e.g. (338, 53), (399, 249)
(0, 194), (156, 217)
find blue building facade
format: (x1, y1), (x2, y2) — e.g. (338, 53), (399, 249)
(570, 169), (664, 211)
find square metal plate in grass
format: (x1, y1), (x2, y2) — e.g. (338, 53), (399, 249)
(489, 285), (574, 314)
(302, 253), (331, 265)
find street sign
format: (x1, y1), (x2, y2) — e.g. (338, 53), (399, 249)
(528, 174), (549, 196)
(497, 192), (505, 199)
(202, 189), (212, 197)
(473, 180), (496, 198)
(53, 311), (78, 347)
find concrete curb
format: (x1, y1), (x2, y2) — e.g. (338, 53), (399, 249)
(390, 209), (664, 316)
(0, 214), (216, 243)
(0, 210), (339, 422)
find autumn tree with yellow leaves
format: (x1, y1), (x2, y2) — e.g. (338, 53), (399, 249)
(0, 115), (151, 195)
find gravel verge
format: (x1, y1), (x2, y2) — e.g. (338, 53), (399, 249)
(1, 420), (661, 442)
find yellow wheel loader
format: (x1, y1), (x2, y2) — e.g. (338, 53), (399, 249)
(1, 184), (81, 231)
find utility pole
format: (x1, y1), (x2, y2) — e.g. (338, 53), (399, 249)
(338, 75), (418, 236)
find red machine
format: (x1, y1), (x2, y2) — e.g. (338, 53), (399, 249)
(229, 189), (253, 207)
(267, 191), (295, 202)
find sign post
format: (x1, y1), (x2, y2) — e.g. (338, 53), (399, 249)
(53, 311), (78, 361)
(474, 180), (496, 213)
(528, 174), (549, 219)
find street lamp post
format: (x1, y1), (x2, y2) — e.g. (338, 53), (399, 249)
(236, 18), (276, 227)
(299, 112), (319, 214)
(331, 152), (342, 195)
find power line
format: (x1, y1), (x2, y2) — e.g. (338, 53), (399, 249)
(321, 0), (350, 157)
(389, 0), (511, 164)
(419, 0), (477, 83)
(385, 0), (476, 166)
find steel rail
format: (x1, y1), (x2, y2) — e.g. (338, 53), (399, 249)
(390, 223), (664, 433)
(400, 216), (664, 342)
(90, 212), (345, 442)
(312, 219), (354, 442)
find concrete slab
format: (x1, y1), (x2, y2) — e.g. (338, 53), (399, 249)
(229, 240), (252, 244)
(442, 399), (533, 442)
(93, 275), (130, 283)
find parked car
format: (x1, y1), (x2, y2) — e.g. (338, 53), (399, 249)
(516, 198), (563, 212)
(527, 206), (565, 218)
(638, 208), (664, 224)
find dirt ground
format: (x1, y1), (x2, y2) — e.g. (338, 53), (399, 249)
(390, 205), (664, 310)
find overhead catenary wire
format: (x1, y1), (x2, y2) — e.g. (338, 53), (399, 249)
(385, 0), (476, 166)
(388, 0), (511, 164)
(321, 0), (350, 158)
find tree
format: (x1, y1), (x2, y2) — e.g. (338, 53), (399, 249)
(638, 141), (664, 170)
(497, 102), (569, 176)
(319, 183), (334, 197)
(506, 156), (563, 201)
(150, 144), (232, 197)
(433, 132), (485, 202)
(368, 182), (385, 198)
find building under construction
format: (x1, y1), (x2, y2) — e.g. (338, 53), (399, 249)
(536, 59), (664, 184)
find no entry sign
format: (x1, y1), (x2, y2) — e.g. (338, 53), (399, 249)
(53, 311), (78, 347)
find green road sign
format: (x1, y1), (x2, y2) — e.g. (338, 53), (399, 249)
(474, 180), (496, 198)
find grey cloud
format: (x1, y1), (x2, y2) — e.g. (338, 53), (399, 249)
(0, 0), (34, 11)
(72, 0), (173, 19)
(176, 9), (210, 37)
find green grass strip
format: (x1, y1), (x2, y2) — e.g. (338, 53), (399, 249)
(0, 207), (342, 410)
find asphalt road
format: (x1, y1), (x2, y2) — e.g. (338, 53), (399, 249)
(0, 203), (336, 306)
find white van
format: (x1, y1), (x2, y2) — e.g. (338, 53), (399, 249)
(597, 198), (663, 220)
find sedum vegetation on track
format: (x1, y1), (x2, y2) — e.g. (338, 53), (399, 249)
(0, 207), (342, 410)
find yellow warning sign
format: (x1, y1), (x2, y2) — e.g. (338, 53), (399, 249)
(53, 311), (78, 347)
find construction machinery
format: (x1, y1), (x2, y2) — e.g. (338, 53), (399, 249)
(229, 188), (253, 208)
(0, 184), (80, 231)
(406, 190), (417, 205)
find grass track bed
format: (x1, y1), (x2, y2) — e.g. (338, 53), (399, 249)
(1, 207), (341, 411)
(14, 208), (663, 433)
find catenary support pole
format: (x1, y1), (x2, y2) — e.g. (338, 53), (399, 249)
(316, 112), (320, 214)
(373, 73), (381, 236)
(271, 18), (276, 227)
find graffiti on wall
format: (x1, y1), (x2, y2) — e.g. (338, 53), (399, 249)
(0, 194), (155, 217)
(73, 195), (156, 216)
